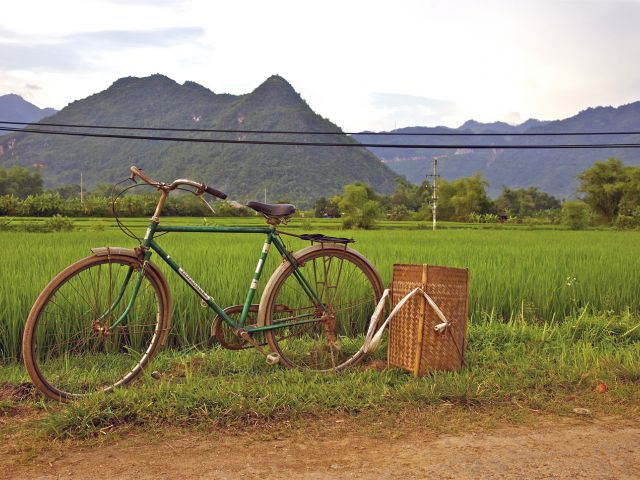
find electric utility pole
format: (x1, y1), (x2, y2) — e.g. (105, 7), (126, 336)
(80, 172), (84, 207)
(427, 157), (440, 231)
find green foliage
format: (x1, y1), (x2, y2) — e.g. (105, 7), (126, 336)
(437, 173), (494, 221)
(313, 196), (340, 218)
(577, 158), (640, 223)
(0, 165), (43, 198)
(495, 186), (561, 217)
(210, 201), (252, 217)
(330, 177), (559, 225)
(614, 214), (639, 230)
(338, 182), (380, 229)
(562, 201), (590, 230)
(0, 194), (19, 215)
(619, 167), (640, 216)
(0, 215), (74, 233)
(0, 187), (254, 218)
(468, 212), (499, 223)
(43, 215), (75, 232)
(20, 192), (63, 216)
(52, 184), (81, 200)
(387, 178), (433, 212)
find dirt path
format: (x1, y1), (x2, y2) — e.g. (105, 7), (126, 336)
(5, 416), (639, 479)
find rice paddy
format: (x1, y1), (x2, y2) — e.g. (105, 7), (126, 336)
(1, 217), (639, 363)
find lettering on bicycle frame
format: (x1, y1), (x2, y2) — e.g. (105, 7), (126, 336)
(178, 267), (211, 301)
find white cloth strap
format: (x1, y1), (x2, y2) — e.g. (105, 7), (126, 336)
(361, 287), (450, 354)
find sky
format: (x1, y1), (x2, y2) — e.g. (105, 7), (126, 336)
(1, 0), (640, 131)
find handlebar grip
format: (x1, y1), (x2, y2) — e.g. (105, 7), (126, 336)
(203, 184), (227, 200)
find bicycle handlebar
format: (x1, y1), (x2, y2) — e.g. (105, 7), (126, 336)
(130, 166), (227, 200)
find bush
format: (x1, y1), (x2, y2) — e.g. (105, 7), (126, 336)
(468, 212), (499, 223)
(43, 214), (74, 231)
(614, 214), (638, 230)
(0, 217), (13, 231)
(0, 215), (74, 232)
(387, 204), (411, 221)
(562, 201), (590, 230)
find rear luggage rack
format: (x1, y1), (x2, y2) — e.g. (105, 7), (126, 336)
(297, 233), (355, 244)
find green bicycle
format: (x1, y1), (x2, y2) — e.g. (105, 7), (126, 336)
(22, 166), (383, 401)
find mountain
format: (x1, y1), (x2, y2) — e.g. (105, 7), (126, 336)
(0, 94), (57, 124)
(0, 75), (398, 207)
(460, 118), (550, 134)
(355, 105), (640, 198)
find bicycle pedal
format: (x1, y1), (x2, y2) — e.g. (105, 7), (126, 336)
(266, 353), (281, 365)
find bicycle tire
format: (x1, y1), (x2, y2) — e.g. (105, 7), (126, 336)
(260, 243), (383, 371)
(22, 253), (171, 401)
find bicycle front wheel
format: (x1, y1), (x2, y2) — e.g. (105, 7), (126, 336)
(22, 253), (170, 401)
(261, 244), (383, 371)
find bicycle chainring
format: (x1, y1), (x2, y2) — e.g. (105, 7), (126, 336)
(211, 304), (262, 350)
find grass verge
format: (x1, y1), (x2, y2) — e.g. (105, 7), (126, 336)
(1, 312), (638, 442)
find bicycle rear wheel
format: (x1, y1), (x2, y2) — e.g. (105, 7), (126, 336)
(22, 254), (170, 401)
(261, 244), (383, 371)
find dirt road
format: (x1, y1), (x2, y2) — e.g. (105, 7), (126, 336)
(6, 416), (639, 479)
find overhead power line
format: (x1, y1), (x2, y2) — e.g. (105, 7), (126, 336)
(1, 125), (640, 149)
(1, 120), (640, 137)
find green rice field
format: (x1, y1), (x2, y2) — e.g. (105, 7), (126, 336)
(1, 217), (639, 363)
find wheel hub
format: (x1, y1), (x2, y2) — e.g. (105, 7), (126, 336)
(91, 320), (111, 337)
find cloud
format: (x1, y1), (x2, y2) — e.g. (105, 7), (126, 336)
(0, 27), (205, 72)
(25, 83), (41, 90)
(68, 27), (204, 48)
(105, 0), (185, 5)
(0, 43), (86, 71)
(370, 92), (459, 127)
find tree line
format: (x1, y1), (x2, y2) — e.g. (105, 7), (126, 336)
(314, 158), (640, 229)
(313, 175), (562, 228)
(1, 158), (639, 230)
(0, 167), (252, 218)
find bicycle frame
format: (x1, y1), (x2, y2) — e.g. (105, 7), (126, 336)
(107, 220), (326, 335)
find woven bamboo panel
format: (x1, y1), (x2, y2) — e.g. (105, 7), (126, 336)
(388, 264), (469, 376)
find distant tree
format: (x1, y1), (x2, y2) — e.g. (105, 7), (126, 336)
(0, 166), (43, 198)
(313, 196), (340, 218)
(437, 173), (493, 221)
(338, 182), (380, 229)
(495, 186), (561, 217)
(91, 182), (117, 198)
(577, 158), (628, 222)
(387, 178), (433, 212)
(20, 192), (63, 216)
(53, 184), (81, 200)
(619, 167), (640, 216)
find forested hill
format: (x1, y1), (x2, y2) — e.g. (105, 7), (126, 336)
(0, 75), (398, 206)
(356, 102), (640, 198)
(0, 94), (57, 124)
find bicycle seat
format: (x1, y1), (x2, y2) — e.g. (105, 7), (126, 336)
(247, 201), (296, 217)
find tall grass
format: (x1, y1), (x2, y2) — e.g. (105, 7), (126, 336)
(1, 218), (639, 362)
